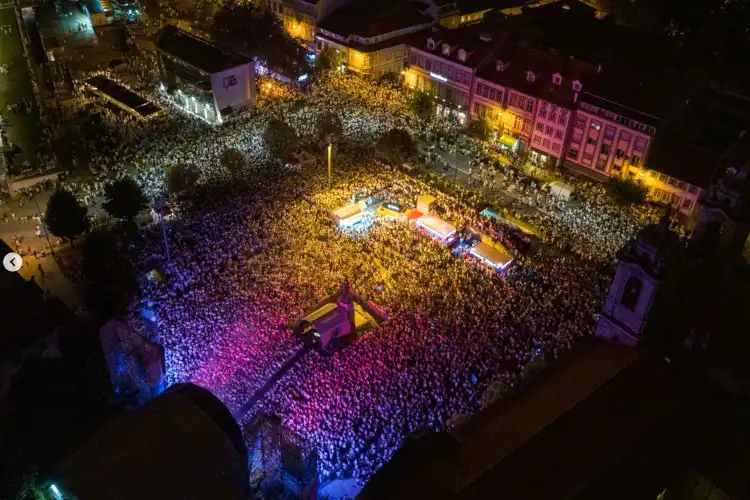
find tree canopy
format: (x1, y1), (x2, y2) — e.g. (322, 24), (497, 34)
(165, 163), (200, 195)
(45, 189), (89, 242)
(221, 148), (248, 179)
(81, 229), (138, 319)
(315, 47), (343, 74)
(607, 176), (648, 205)
(377, 71), (401, 88)
(410, 91), (435, 120)
(377, 128), (417, 165)
(316, 111), (343, 145)
(210, 3), (309, 79)
(263, 118), (299, 157)
(102, 178), (148, 221)
(464, 118), (492, 142)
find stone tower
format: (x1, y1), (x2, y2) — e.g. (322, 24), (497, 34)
(596, 210), (682, 346)
(690, 135), (750, 258)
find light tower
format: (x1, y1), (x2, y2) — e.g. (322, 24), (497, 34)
(595, 210), (682, 346)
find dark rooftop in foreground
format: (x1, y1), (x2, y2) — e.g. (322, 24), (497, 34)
(52, 383), (248, 500)
(318, 0), (433, 39)
(155, 25), (249, 74)
(86, 76), (161, 117)
(359, 341), (684, 500)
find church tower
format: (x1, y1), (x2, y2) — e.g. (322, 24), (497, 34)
(690, 134), (750, 258)
(596, 211), (682, 346)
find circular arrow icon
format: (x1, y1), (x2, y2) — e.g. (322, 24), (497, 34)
(3, 252), (22, 272)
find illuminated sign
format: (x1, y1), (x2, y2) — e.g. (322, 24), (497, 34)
(298, 73), (309, 81)
(430, 72), (448, 82)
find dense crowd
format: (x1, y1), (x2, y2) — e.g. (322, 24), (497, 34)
(2, 63), (670, 482)
(129, 163), (610, 481)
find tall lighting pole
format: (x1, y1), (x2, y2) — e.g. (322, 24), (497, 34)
(155, 197), (171, 264)
(327, 143), (332, 190)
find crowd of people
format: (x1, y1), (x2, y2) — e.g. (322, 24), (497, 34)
(129, 161), (610, 482)
(1, 61), (672, 483)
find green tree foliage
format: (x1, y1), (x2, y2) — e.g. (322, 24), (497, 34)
(316, 111), (343, 145)
(263, 118), (299, 157)
(464, 118), (492, 142)
(45, 189), (89, 242)
(315, 47), (343, 74)
(221, 148), (248, 179)
(377, 128), (416, 165)
(607, 176), (648, 205)
(81, 229), (138, 319)
(102, 178), (148, 221)
(210, 3), (308, 79)
(410, 91), (435, 120)
(377, 71), (401, 88)
(165, 163), (200, 195)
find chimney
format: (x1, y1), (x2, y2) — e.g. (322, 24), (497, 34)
(573, 92), (579, 103)
(596, 63), (603, 74)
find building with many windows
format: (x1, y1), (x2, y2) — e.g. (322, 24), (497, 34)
(405, 26), (502, 123)
(261, 0), (353, 50)
(316, 0), (432, 79)
(472, 42), (594, 162)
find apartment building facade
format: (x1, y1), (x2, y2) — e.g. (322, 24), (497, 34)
(405, 29), (500, 124)
(402, 35), (707, 213)
(316, 0), (432, 79)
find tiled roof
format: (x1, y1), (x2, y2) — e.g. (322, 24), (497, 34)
(476, 43), (596, 108)
(646, 136), (721, 188)
(412, 25), (504, 68)
(319, 0), (433, 39)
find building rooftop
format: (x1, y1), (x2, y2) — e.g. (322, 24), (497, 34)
(476, 42), (596, 108)
(0, 241), (66, 360)
(52, 383), (248, 500)
(411, 25), (503, 68)
(360, 341), (683, 500)
(155, 25), (249, 75)
(645, 137), (721, 188)
(318, 0), (433, 40)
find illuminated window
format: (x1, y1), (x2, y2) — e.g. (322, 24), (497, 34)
(526, 70), (535, 82)
(442, 44), (451, 56)
(495, 60), (504, 71)
(572, 80), (582, 92)
(552, 73), (562, 85)
(458, 49), (467, 62)
(427, 38), (435, 50)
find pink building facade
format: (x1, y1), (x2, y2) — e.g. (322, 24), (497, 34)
(565, 100), (655, 176)
(530, 96), (573, 165)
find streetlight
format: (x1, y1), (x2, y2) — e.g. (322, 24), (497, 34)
(327, 143), (332, 189)
(154, 197), (171, 264)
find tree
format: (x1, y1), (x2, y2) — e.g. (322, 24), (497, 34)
(377, 128), (416, 165)
(102, 178), (148, 221)
(165, 163), (200, 195)
(210, 3), (309, 79)
(45, 189), (89, 242)
(315, 47), (343, 74)
(316, 111), (343, 145)
(263, 118), (299, 157)
(377, 71), (401, 88)
(607, 176), (648, 205)
(221, 148), (248, 179)
(464, 118), (492, 142)
(81, 229), (138, 319)
(410, 91), (435, 120)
